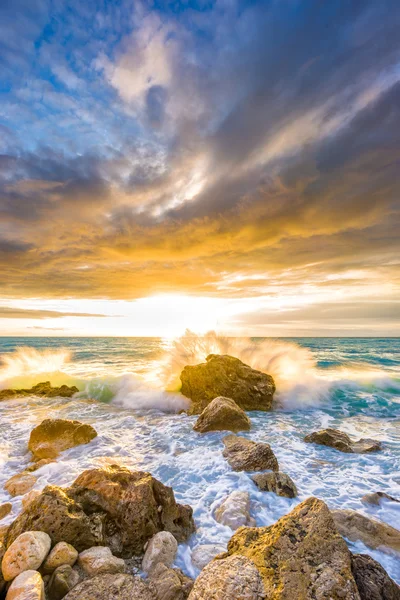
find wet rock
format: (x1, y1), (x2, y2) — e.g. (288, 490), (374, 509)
(28, 418), (97, 460)
(251, 471), (297, 498)
(361, 492), (400, 506)
(6, 465), (194, 558)
(180, 354), (275, 415)
(351, 553), (400, 600)
(22, 490), (41, 510)
(193, 397), (251, 433)
(25, 459), (55, 473)
(214, 491), (255, 531)
(48, 565), (80, 600)
(0, 503), (12, 520)
(332, 509), (400, 553)
(142, 531), (178, 574)
(188, 555), (265, 600)
(0, 382), (78, 401)
(222, 435), (279, 472)
(2, 531), (51, 581)
(6, 570), (44, 600)
(222, 497), (360, 599)
(63, 573), (156, 600)
(4, 473), (37, 497)
(149, 563), (193, 600)
(43, 542), (78, 573)
(304, 428), (381, 453)
(0, 525), (9, 544)
(191, 544), (226, 570)
(78, 546), (125, 576)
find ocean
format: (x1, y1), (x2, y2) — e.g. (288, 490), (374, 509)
(0, 335), (399, 582)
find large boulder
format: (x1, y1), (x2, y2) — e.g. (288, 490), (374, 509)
(0, 382), (78, 401)
(251, 472), (297, 498)
(214, 491), (255, 530)
(2, 531), (51, 581)
(304, 429), (381, 453)
(219, 497), (361, 599)
(332, 509), (400, 553)
(5, 465), (195, 558)
(63, 573), (156, 600)
(149, 563), (193, 600)
(142, 531), (178, 574)
(188, 555), (265, 600)
(193, 397), (251, 433)
(351, 554), (400, 600)
(28, 418), (98, 460)
(6, 570), (44, 600)
(222, 435), (279, 472)
(180, 354), (275, 414)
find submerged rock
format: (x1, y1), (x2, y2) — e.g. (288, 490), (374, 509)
(332, 509), (400, 553)
(193, 397), (251, 433)
(222, 435), (279, 472)
(188, 555), (265, 600)
(351, 553), (400, 600)
(2, 531), (51, 581)
(180, 354), (275, 414)
(48, 564), (80, 600)
(191, 544), (226, 571)
(6, 570), (44, 600)
(63, 573), (156, 600)
(28, 418), (98, 460)
(5, 465), (195, 558)
(251, 471), (297, 498)
(4, 473), (37, 497)
(149, 563), (193, 600)
(142, 531), (178, 574)
(304, 428), (381, 453)
(0, 382), (78, 401)
(220, 497), (360, 599)
(214, 491), (255, 530)
(361, 491), (400, 506)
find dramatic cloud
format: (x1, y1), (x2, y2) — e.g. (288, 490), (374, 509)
(0, 0), (399, 334)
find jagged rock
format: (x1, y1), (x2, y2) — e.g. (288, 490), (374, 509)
(78, 546), (125, 576)
(351, 553), (400, 600)
(220, 497), (360, 599)
(0, 542), (5, 594)
(0, 503), (12, 520)
(2, 531), (51, 581)
(4, 473), (37, 497)
(251, 472), (297, 498)
(63, 573), (156, 600)
(193, 397), (251, 433)
(191, 544), (226, 570)
(222, 435), (279, 472)
(48, 565), (80, 600)
(188, 555), (265, 600)
(22, 490), (41, 510)
(142, 531), (178, 574)
(361, 492), (400, 506)
(304, 428), (381, 453)
(149, 563), (193, 600)
(5, 465), (195, 558)
(214, 491), (255, 530)
(332, 509), (400, 553)
(180, 354), (275, 415)
(43, 542), (78, 573)
(28, 418), (97, 460)
(6, 570), (44, 600)
(0, 382), (78, 401)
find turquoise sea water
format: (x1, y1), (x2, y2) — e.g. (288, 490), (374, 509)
(0, 336), (399, 581)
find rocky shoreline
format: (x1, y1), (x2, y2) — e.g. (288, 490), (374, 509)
(0, 354), (398, 599)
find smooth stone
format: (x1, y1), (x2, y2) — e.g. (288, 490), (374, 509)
(43, 542), (78, 573)
(63, 573), (156, 599)
(222, 435), (279, 472)
(149, 563), (193, 600)
(332, 509), (400, 553)
(6, 570), (44, 600)
(78, 546), (125, 577)
(142, 531), (178, 574)
(361, 491), (400, 506)
(351, 553), (400, 600)
(214, 491), (255, 530)
(48, 565), (80, 600)
(191, 544), (226, 570)
(28, 418), (97, 460)
(251, 471), (297, 498)
(193, 397), (251, 433)
(4, 473), (37, 497)
(304, 428), (381, 453)
(2, 531), (51, 581)
(0, 503), (12, 520)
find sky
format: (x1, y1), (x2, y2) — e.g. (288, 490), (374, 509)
(0, 0), (399, 337)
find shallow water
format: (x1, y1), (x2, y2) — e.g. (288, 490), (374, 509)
(0, 336), (399, 582)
